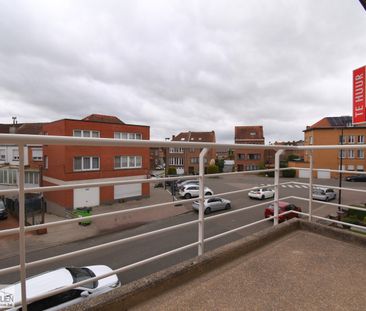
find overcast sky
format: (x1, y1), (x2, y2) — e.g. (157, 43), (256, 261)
(0, 1), (365, 143)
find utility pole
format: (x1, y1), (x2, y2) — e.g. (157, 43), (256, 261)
(338, 127), (344, 211)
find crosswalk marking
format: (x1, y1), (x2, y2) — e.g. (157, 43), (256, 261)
(294, 185), (301, 188)
(258, 183), (309, 189)
(302, 185), (308, 189)
(288, 185), (294, 188)
(282, 185), (287, 188)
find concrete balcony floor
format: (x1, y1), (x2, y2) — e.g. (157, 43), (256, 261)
(67, 220), (366, 311)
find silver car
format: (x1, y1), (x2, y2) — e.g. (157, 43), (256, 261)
(192, 197), (231, 214)
(312, 187), (336, 201)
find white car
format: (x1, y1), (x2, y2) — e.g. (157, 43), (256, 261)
(179, 185), (214, 199)
(312, 187), (336, 201)
(176, 179), (199, 190)
(5, 265), (120, 310)
(248, 187), (275, 200)
(192, 197), (231, 214)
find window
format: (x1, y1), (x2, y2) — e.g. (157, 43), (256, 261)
(169, 157), (184, 166)
(191, 157), (199, 164)
(25, 171), (40, 185)
(347, 165), (355, 171)
(32, 148), (43, 161)
(238, 154), (245, 160)
(74, 157), (100, 171)
(44, 156), (48, 169)
(248, 154), (261, 160)
(358, 149), (364, 159)
(309, 136), (313, 145)
(348, 150), (354, 159)
(9, 170), (17, 184)
(73, 130), (100, 138)
(358, 135), (364, 144)
(338, 150), (346, 159)
(348, 135), (355, 144)
(357, 165), (364, 171)
(12, 150), (19, 161)
(0, 149), (5, 161)
(114, 156), (142, 169)
(114, 132), (142, 140)
(169, 148), (184, 153)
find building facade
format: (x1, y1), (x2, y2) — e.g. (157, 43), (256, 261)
(234, 126), (265, 171)
(42, 114), (150, 213)
(290, 116), (366, 178)
(0, 122), (44, 191)
(167, 131), (216, 175)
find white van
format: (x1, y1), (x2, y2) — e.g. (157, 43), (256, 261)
(4, 265), (120, 310)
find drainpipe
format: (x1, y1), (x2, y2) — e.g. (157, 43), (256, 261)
(274, 149), (284, 226)
(198, 148), (208, 256)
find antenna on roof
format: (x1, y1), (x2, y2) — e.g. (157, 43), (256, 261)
(12, 116), (17, 125)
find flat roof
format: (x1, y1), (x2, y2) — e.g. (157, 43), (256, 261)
(66, 220), (366, 311)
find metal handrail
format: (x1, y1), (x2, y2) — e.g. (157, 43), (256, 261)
(1, 134), (366, 310)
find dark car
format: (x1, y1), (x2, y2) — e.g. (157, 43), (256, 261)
(346, 175), (366, 182)
(0, 200), (8, 220)
(264, 201), (301, 222)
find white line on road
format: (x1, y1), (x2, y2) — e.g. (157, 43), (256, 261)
(294, 185), (302, 188)
(302, 185), (308, 189)
(288, 185), (294, 188)
(281, 185), (287, 188)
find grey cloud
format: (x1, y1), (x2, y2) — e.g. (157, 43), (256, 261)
(0, 0), (365, 143)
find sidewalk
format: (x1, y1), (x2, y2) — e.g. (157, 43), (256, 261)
(0, 186), (191, 260)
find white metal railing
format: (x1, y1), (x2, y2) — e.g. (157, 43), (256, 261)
(0, 134), (366, 309)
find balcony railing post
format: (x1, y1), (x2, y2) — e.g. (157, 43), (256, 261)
(308, 152), (313, 222)
(18, 143), (28, 311)
(198, 148), (208, 256)
(274, 149), (284, 226)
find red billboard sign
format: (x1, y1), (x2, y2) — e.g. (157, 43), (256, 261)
(353, 66), (366, 124)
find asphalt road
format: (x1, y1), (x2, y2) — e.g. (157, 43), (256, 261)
(1, 174), (365, 287)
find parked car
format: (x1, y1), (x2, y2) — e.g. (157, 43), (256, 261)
(0, 200), (8, 220)
(264, 201), (302, 222)
(176, 179), (199, 190)
(4, 265), (120, 310)
(346, 175), (366, 182)
(248, 187), (275, 200)
(192, 197), (231, 214)
(312, 187), (336, 201)
(179, 185), (213, 199)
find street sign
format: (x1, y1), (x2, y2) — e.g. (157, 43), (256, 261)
(353, 66), (366, 124)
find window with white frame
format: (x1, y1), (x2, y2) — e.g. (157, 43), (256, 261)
(114, 132), (142, 140)
(44, 156), (48, 169)
(339, 135), (346, 144)
(9, 170), (17, 184)
(12, 149), (19, 161)
(114, 156), (142, 169)
(169, 157), (184, 166)
(25, 171), (39, 185)
(338, 150), (346, 159)
(74, 156), (100, 171)
(358, 149), (364, 159)
(309, 136), (313, 145)
(347, 165), (355, 171)
(348, 135), (355, 144)
(358, 135), (365, 144)
(169, 148), (184, 153)
(357, 165), (364, 171)
(73, 130), (100, 138)
(32, 148), (43, 161)
(348, 149), (354, 159)
(0, 149), (6, 161)
(0, 170), (7, 184)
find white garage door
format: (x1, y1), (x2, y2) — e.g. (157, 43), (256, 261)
(114, 184), (141, 199)
(317, 170), (331, 179)
(74, 187), (100, 208)
(299, 169), (311, 178)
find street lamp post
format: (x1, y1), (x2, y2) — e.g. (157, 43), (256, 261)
(338, 127), (344, 211)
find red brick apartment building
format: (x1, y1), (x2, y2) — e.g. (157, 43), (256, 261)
(234, 126), (265, 171)
(0, 121), (45, 190)
(42, 114), (150, 214)
(167, 131), (216, 175)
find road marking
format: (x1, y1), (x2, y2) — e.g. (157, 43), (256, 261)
(287, 185), (294, 188)
(302, 185), (308, 189)
(281, 185), (287, 188)
(294, 185), (302, 188)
